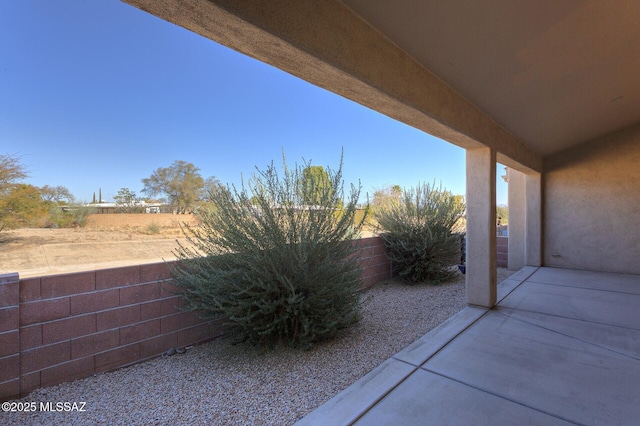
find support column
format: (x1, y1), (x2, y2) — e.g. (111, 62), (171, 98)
(525, 173), (542, 266)
(465, 148), (497, 308)
(507, 169), (526, 270)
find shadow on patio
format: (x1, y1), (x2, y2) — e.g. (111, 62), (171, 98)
(298, 267), (640, 425)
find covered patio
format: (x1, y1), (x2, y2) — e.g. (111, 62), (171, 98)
(119, 1), (640, 424)
(299, 266), (640, 425)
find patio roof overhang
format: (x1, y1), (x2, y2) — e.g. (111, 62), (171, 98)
(121, 0), (640, 171)
(119, 0), (639, 307)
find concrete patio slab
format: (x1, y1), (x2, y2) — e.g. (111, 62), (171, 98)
(393, 268), (535, 367)
(503, 265), (539, 282)
(298, 267), (640, 425)
(354, 369), (574, 426)
(497, 266), (537, 302)
(528, 267), (640, 293)
(424, 309), (640, 425)
(500, 280), (640, 329)
(496, 277), (525, 302)
(502, 308), (640, 359)
(392, 306), (486, 367)
(295, 358), (416, 426)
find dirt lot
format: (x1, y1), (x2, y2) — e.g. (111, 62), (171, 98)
(1, 227), (175, 247)
(0, 214), (196, 247)
(0, 214), (200, 277)
(86, 213), (200, 231)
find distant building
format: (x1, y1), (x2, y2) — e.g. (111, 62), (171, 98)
(85, 201), (171, 214)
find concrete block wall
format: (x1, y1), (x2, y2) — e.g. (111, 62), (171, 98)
(0, 237), (391, 401)
(0, 263), (223, 402)
(496, 236), (508, 268)
(0, 273), (20, 401)
(353, 237), (392, 289)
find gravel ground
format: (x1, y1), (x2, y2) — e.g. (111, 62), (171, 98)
(7, 269), (514, 426)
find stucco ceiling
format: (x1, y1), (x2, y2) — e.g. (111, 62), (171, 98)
(341, 0), (640, 156)
(122, 0), (640, 161)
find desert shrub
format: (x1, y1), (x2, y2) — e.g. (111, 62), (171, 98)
(47, 205), (95, 228)
(375, 182), (465, 284)
(145, 221), (160, 234)
(172, 154), (367, 349)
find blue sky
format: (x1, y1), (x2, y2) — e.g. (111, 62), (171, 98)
(1, 0), (507, 205)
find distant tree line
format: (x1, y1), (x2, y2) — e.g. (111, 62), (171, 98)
(1, 154), (333, 225)
(2, 152), (492, 233)
(0, 153), (87, 231)
(136, 160), (338, 215)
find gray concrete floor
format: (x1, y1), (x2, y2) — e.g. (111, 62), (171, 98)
(298, 267), (640, 425)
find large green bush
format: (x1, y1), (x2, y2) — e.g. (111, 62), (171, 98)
(47, 205), (95, 228)
(172, 155), (367, 349)
(375, 182), (465, 284)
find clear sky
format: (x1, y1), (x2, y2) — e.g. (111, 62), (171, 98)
(1, 0), (508, 205)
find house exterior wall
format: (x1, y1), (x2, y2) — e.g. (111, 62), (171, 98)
(544, 123), (640, 274)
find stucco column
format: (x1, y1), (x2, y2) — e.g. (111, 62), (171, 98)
(466, 147), (497, 307)
(508, 168), (526, 270)
(525, 173), (542, 266)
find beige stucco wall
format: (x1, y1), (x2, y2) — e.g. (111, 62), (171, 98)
(544, 123), (640, 274)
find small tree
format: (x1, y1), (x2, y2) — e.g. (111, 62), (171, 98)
(300, 165), (332, 206)
(496, 205), (509, 225)
(67, 205), (95, 228)
(114, 188), (141, 213)
(172, 154), (367, 349)
(0, 184), (47, 229)
(47, 204), (95, 228)
(0, 153), (28, 191)
(40, 185), (80, 228)
(0, 154), (36, 231)
(141, 160), (205, 214)
(375, 182), (465, 284)
(39, 185), (74, 204)
(371, 184), (402, 215)
(201, 176), (222, 201)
